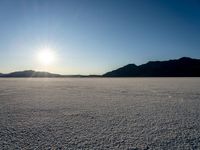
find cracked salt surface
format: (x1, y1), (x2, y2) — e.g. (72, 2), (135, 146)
(0, 78), (200, 149)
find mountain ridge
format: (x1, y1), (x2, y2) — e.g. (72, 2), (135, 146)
(103, 57), (200, 77)
(1, 57), (200, 77)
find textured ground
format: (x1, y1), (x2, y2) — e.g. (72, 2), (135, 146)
(0, 78), (200, 150)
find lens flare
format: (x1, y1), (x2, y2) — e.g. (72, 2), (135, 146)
(38, 48), (55, 65)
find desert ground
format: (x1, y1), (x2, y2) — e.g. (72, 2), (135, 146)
(0, 78), (200, 149)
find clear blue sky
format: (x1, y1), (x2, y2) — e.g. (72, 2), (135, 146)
(0, 0), (200, 75)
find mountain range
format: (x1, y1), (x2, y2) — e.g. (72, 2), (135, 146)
(0, 57), (200, 77)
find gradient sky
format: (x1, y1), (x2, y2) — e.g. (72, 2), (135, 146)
(0, 0), (200, 75)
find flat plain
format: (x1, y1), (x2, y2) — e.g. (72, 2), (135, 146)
(0, 78), (200, 150)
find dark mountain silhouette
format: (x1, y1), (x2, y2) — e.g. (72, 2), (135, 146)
(1, 57), (200, 77)
(103, 57), (200, 77)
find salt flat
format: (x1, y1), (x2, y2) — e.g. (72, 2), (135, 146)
(0, 78), (200, 150)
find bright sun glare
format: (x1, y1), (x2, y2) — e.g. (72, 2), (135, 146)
(38, 48), (55, 65)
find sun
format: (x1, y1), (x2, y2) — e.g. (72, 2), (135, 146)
(38, 48), (55, 65)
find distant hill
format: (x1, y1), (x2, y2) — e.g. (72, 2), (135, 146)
(0, 70), (62, 78)
(0, 70), (101, 78)
(103, 57), (200, 77)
